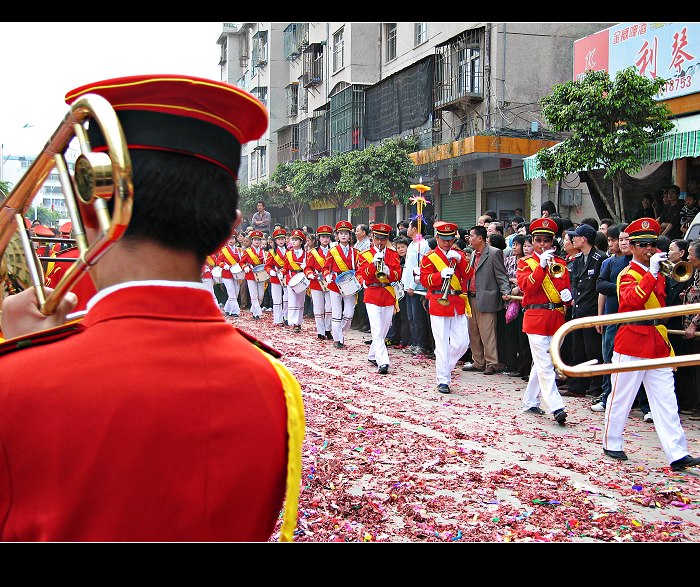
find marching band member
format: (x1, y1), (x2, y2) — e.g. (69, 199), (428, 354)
(201, 251), (219, 305)
(283, 229), (308, 333)
(516, 217), (572, 425)
(357, 223), (402, 375)
(0, 73), (304, 542)
(216, 230), (242, 317)
(603, 217), (700, 470)
(306, 225), (333, 340)
(323, 221), (359, 349)
(239, 230), (268, 320)
(266, 227), (289, 326)
(419, 221), (472, 393)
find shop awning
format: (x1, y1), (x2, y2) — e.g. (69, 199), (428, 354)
(523, 113), (700, 181)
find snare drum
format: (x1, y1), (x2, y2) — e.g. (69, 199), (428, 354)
(252, 264), (270, 282)
(211, 266), (223, 284)
(288, 272), (310, 294)
(231, 263), (245, 280)
(336, 270), (362, 297)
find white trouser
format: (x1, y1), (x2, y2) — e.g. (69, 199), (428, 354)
(222, 277), (241, 315)
(366, 303), (394, 367)
(431, 312), (469, 386)
(270, 281), (287, 324)
(330, 290), (356, 343)
(202, 277), (218, 305)
(522, 333), (565, 414)
(604, 352), (688, 464)
(286, 286), (306, 326)
(246, 279), (266, 317)
(311, 288), (332, 334)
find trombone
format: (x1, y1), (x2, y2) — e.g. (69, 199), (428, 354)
(550, 303), (700, 377)
(1, 93), (133, 318)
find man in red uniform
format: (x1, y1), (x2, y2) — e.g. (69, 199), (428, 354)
(306, 225), (333, 340)
(265, 227), (288, 326)
(603, 217), (700, 470)
(517, 217), (572, 424)
(357, 223), (402, 374)
(323, 220), (360, 349)
(0, 74), (304, 542)
(419, 221), (472, 393)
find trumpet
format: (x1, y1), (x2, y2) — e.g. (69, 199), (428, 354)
(660, 260), (693, 282)
(549, 303), (700, 377)
(548, 258), (566, 278)
(0, 93), (133, 318)
(437, 256), (458, 306)
(374, 245), (389, 283)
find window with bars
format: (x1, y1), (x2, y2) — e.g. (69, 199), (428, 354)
(302, 43), (324, 87)
(385, 23), (397, 62)
(252, 30), (268, 69)
(251, 86), (268, 109)
(434, 28), (483, 108)
(333, 28), (344, 72)
(286, 83), (299, 118)
(414, 22), (427, 46)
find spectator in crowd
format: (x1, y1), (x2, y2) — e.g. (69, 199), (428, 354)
(660, 184), (684, 239)
(599, 218), (614, 236)
(402, 219), (431, 356)
(633, 193), (657, 220)
(387, 235), (411, 348)
(680, 239), (700, 419)
(595, 230), (609, 253)
(565, 223), (608, 398)
(581, 216), (599, 231)
(681, 191), (699, 235)
(502, 234), (530, 377)
(251, 200), (272, 235)
(540, 201), (557, 218)
(351, 223), (371, 333)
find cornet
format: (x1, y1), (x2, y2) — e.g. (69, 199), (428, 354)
(548, 258), (566, 278)
(0, 93), (133, 318)
(437, 255), (460, 306)
(374, 245), (389, 283)
(660, 260), (693, 282)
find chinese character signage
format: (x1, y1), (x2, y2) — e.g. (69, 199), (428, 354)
(573, 22), (699, 100)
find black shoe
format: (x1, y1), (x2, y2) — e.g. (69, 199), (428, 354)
(293, 325), (301, 332)
(603, 448), (628, 461)
(378, 364), (389, 375)
(553, 408), (567, 425)
(670, 455), (700, 471)
(526, 406), (545, 415)
(461, 363), (484, 372)
(318, 334), (326, 340)
(437, 383), (451, 394)
(364, 339), (372, 345)
(326, 331), (333, 340)
(368, 359), (378, 367)
(334, 341), (344, 349)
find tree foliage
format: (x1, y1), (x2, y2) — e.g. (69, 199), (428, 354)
(536, 66), (673, 221)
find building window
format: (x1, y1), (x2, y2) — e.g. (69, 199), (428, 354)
(259, 146), (266, 177)
(252, 86), (268, 109)
(252, 30), (268, 70)
(333, 28), (344, 72)
(414, 22), (427, 46)
(286, 83), (299, 118)
(385, 23), (397, 62)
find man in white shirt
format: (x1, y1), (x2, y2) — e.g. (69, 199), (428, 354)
(402, 219), (431, 355)
(352, 223), (371, 333)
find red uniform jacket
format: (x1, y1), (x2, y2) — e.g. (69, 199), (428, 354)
(305, 246), (329, 292)
(517, 252), (572, 336)
(0, 285), (294, 542)
(614, 260), (673, 359)
(357, 246), (402, 307)
(323, 243), (359, 295)
(419, 247), (472, 316)
(265, 246), (286, 285)
(240, 246), (266, 282)
(201, 252), (216, 279)
(216, 245), (242, 280)
(283, 247), (307, 286)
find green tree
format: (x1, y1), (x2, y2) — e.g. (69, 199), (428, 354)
(238, 181), (277, 225)
(270, 159), (316, 228)
(536, 66), (673, 222)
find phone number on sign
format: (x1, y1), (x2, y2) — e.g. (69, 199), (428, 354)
(658, 75), (693, 96)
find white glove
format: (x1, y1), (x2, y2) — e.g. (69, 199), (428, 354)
(539, 249), (554, 268)
(560, 288), (572, 302)
(440, 267), (455, 279)
(299, 262), (306, 270)
(373, 251), (384, 262)
(223, 264), (231, 271)
(244, 266), (251, 273)
(413, 267), (421, 276)
(649, 252), (667, 277)
(269, 269), (277, 277)
(325, 274), (334, 285)
(447, 249), (461, 261)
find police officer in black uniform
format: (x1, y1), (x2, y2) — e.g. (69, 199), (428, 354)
(565, 223), (608, 397)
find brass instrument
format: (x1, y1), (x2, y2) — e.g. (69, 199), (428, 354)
(660, 259), (693, 282)
(548, 258), (566, 278)
(437, 256), (459, 307)
(0, 93), (133, 317)
(374, 245), (389, 283)
(549, 303), (700, 377)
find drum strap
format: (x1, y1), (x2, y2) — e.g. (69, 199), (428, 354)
(270, 249), (285, 267)
(310, 248), (325, 267)
(285, 249), (304, 271)
(330, 247), (351, 272)
(245, 247), (262, 265)
(221, 247), (238, 267)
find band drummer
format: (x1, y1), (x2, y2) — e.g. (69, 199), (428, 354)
(266, 227), (289, 327)
(323, 221), (360, 349)
(240, 230), (268, 320)
(283, 229), (308, 333)
(419, 221), (472, 393)
(357, 223), (402, 375)
(306, 225), (333, 340)
(603, 217), (700, 470)
(216, 230), (243, 317)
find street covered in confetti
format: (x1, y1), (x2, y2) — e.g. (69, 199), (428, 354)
(228, 313), (700, 543)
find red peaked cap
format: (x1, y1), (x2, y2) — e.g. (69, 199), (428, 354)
(65, 74), (269, 179)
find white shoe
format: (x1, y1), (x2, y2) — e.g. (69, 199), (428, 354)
(643, 412), (653, 423)
(591, 402), (605, 412)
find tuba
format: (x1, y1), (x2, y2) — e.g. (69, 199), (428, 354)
(1, 93), (133, 321)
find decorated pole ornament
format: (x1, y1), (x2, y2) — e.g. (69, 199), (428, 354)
(409, 178), (431, 236)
